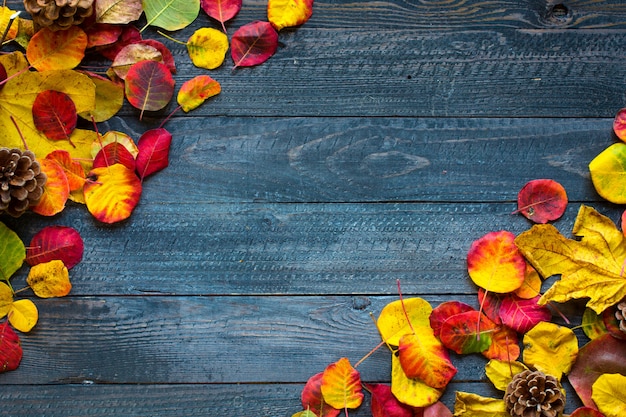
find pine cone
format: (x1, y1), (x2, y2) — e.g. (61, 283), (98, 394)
(504, 370), (564, 417)
(616, 299), (626, 334)
(0, 148), (47, 217)
(23, 0), (94, 31)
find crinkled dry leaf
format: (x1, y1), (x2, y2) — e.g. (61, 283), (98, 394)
(453, 391), (508, 417)
(522, 322), (577, 380)
(26, 259), (71, 298)
(591, 373), (626, 417)
(485, 360), (528, 391)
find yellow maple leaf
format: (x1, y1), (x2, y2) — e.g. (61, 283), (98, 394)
(26, 259), (72, 298)
(592, 373), (626, 417)
(515, 205), (626, 313)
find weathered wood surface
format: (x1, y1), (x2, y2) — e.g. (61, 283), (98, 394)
(1, 0), (623, 415)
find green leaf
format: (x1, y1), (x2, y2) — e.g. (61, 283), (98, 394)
(142, 0), (200, 31)
(0, 222), (25, 282)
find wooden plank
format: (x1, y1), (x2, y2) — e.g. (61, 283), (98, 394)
(101, 116), (610, 204)
(5, 202), (619, 296)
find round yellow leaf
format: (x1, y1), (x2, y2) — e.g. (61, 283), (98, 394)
(0, 282), (14, 319)
(377, 297), (432, 346)
(592, 373), (626, 417)
(27, 259), (71, 298)
(589, 143), (626, 204)
(187, 27), (228, 70)
(391, 354), (442, 408)
(485, 360), (528, 391)
(9, 299), (38, 332)
(522, 322), (578, 380)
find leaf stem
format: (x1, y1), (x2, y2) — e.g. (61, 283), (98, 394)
(9, 115), (28, 150)
(353, 339), (386, 369)
(396, 279), (415, 334)
(157, 30), (187, 45)
(159, 105), (181, 129)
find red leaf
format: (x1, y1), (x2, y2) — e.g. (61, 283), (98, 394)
(32, 90), (78, 144)
(570, 407), (606, 417)
(439, 311), (497, 354)
(499, 294), (552, 334)
(429, 301), (475, 338)
(26, 226), (84, 270)
(125, 60), (175, 119)
(231, 21), (278, 68)
(424, 402), (453, 417)
(569, 334), (626, 408)
(136, 128), (172, 179)
(0, 63), (6, 91)
(85, 23), (123, 48)
(93, 142), (136, 171)
(301, 372), (341, 417)
(138, 39), (177, 74)
(365, 383), (414, 417)
(0, 321), (22, 373)
(97, 25), (142, 60)
(201, 0), (242, 32)
(477, 289), (504, 325)
(614, 108), (626, 142)
(516, 179), (568, 224)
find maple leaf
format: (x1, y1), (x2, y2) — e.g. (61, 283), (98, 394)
(515, 205), (626, 313)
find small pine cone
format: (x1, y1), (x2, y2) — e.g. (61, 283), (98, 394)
(616, 299), (626, 333)
(504, 370), (565, 417)
(0, 148), (47, 217)
(23, 0), (94, 31)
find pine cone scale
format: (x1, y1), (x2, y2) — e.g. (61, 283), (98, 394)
(24, 0), (94, 31)
(504, 370), (564, 417)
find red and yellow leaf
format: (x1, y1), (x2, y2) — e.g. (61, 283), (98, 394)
(439, 310), (496, 354)
(32, 90), (77, 143)
(93, 142), (136, 171)
(136, 128), (172, 179)
(570, 407), (609, 417)
(268, 0), (313, 31)
(320, 358), (363, 410)
(429, 301), (475, 337)
(467, 230), (526, 293)
(138, 39), (177, 74)
(301, 372), (340, 417)
(45, 150), (85, 192)
(391, 354), (442, 408)
(31, 159), (70, 217)
(26, 225), (84, 270)
(482, 325), (520, 361)
(26, 259), (71, 298)
(125, 60), (175, 119)
(84, 23), (123, 48)
(177, 75), (221, 112)
(91, 131), (139, 159)
(112, 43), (162, 80)
(398, 332), (457, 389)
(0, 320), (22, 373)
(231, 21), (279, 68)
(514, 264), (542, 299)
(26, 26), (88, 71)
(516, 179), (568, 224)
(613, 107), (626, 142)
(84, 163), (142, 224)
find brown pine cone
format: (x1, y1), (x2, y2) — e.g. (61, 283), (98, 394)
(504, 370), (564, 417)
(23, 0), (94, 31)
(616, 299), (626, 333)
(0, 148), (47, 217)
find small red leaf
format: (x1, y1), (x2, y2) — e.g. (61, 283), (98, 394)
(125, 60), (175, 119)
(32, 90), (78, 144)
(93, 142), (136, 171)
(477, 289), (504, 325)
(516, 179), (568, 224)
(570, 407), (607, 417)
(136, 128), (172, 180)
(613, 108), (626, 142)
(97, 25), (142, 60)
(429, 301), (475, 338)
(365, 383), (414, 417)
(85, 23), (123, 48)
(0, 321), (22, 373)
(201, 0), (242, 32)
(499, 294), (552, 334)
(26, 226), (84, 270)
(138, 39), (177, 74)
(45, 150), (86, 192)
(231, 21), (278, 68)
(301, 372), (341, 417)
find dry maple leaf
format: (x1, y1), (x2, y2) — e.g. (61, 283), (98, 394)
(515, 205), (626, 313)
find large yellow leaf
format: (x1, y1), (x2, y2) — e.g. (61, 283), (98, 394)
(0, 282), (13, 319)
(522, 322), (578, 380)
(390, 354), (442, 408)
(377, 297), (432, 346)
(320, 357), (363, 410)
(26, 260), (72, 298)
(9, 299), (38, 333)
(589, 143), (626, 204)
(453, 392), (508, 417)
(0, 52), (96, 162)
(592, 373), (626, 417)
(515, 205), (626, 313)
(83, 163), (142, 224)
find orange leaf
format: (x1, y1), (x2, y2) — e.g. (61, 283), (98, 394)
(320, 358), (363, 410)
(84, 163), (142, 223)
(177, 75), (221, 112)
(467, 230), (526, 293)
(45, 150), (86, 192)
(26, 26), (88, 71)
(398, 332), (457, 389)
(31, 159), (70, 216)
(482, 326), (520, 361)
(26, 259), (71, 298)
(514, 263), (542, 299)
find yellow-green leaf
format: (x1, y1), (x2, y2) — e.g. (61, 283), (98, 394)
(26, 260), (72, 298)
(0, 282), (13, 319)
(142, 0), (200, 31)
(453, 392), (508, 417)
(9, 299), (38, 332)
(522, 322), (577, 380)
(589, 143), (626, 204)
(187, 28), (229, 70)
(515, 205), (626, 313)
(592, 373), (626, 417)
(0, 222), (25, 281)
(485, 360), (528, 391)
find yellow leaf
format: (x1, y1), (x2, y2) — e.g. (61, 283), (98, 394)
(78, 75), (125, 122)
(453, 392), (508, 417)
(589, 143), (626, 204)
(0, 282), (14, 319)
(391, 354), (442, 408)
(377, 297), (432, 346)
(26, 260), (72, 298)
(522, 322), (577, 380)
(592, 373), (626, 417)
(9, 299), (38, 332)
(515, 205), (626, 313)
(0, 6), (19, 41)
(320, 358), (363, 410)
(267, 0), (313, 31)
(187, 27), (228, 70)
(83, 164), (142, 224)
(514, 264), (542, 299)
(485, 360), (528, 391)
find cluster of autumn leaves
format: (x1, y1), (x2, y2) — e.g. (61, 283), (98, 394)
(1, 0), (313, 223)
(292, 119), (626, 416)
